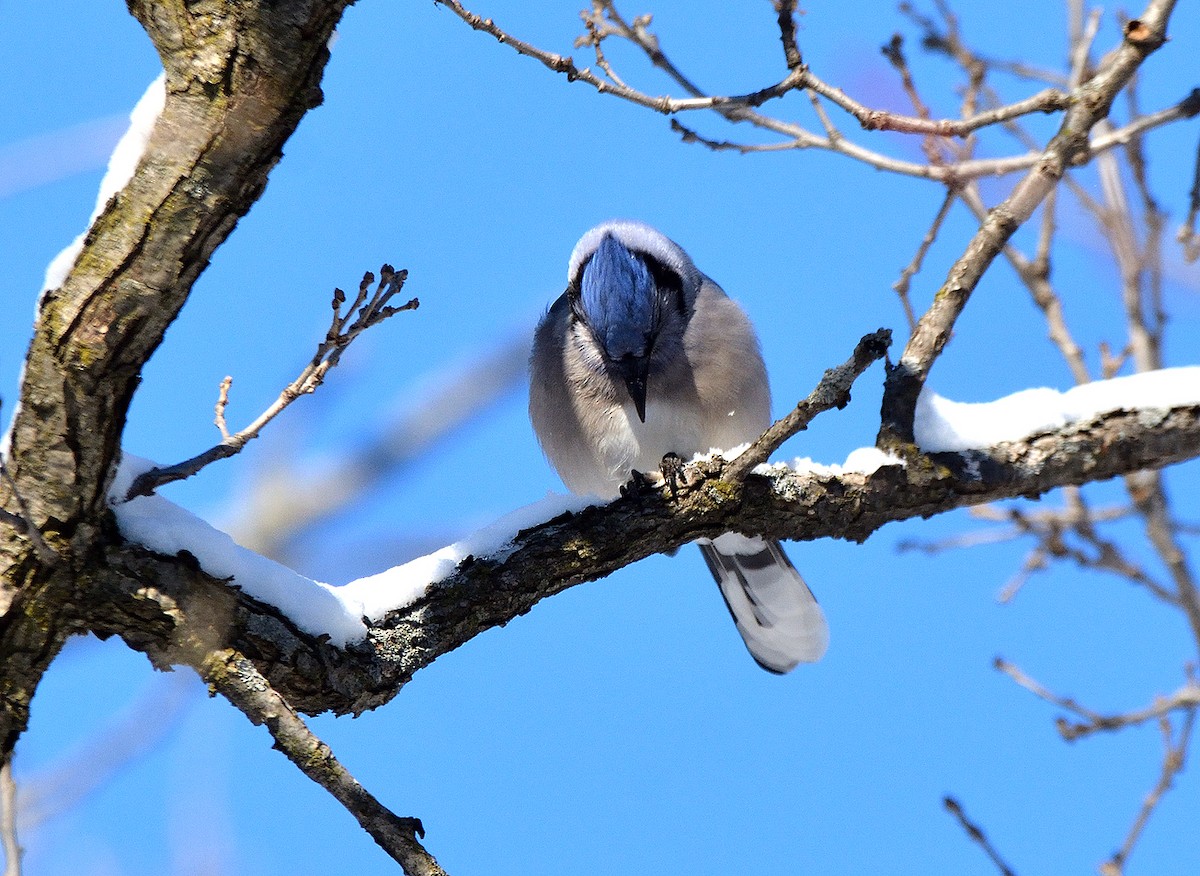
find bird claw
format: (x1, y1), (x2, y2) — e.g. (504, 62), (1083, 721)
(621, 468), (662, 496)
(659, 452), (686, 497)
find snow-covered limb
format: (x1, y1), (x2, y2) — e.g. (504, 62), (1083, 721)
(97, 372), (1200, 717)
(915, 367), (1200, 452)
(110, 370), (1200, 657)
(111, 453), (598, 647)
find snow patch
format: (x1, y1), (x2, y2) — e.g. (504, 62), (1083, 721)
(338, 491), (598, 623)
(109, 454), (597, 644)
(42, 72), (166, 294)
(915, 366), (1200, 452)
(755, 446), (903, 478)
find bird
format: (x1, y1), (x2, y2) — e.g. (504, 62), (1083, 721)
(529, 220), (829, 673)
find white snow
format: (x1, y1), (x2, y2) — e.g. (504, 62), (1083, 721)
(109, 454), (367, 646)
(337, 491), (598, 622)
(755, 446), (903, 478)
(109, 454), (597, 644)
(914, 366), (1200, 452)
(6, 75), (166, 458)
(42, 72), (166, 294)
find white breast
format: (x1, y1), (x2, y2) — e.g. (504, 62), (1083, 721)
(583, 398), (709, 496)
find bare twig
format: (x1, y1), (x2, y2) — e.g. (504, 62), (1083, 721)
(879, 1), (1180, 445)
(1099, 709), (1196, 875)
(773, 0), (802, 69)
(1, 760), (20, 876)
(437, 0), (1190, 186)
(1009, 502), (1177, 605)
(1178, 132), (1200, 262)
(725, 329), (892, 481)
(202, 649), (446, 876)
(995, 658), (1200, 740)
(124, 267), (418, 500)
(1128, 474), (1200, 659)
(893, 190), (957, 331)
(880, 32), (948, 166)
(1067, 7), (1103, 89)
(226, 334), (530, 559)
(943, 796), (1017, 876)
(902, 1), (1066, 86)
(214, 375), (233, 440)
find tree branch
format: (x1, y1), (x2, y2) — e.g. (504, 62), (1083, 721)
(725, 329), (892, 481)
(879, 0), (1180, 445)
(88, 398), (1200, 720)
(125, 267), (418, 499)
(0, 759), (20, 876)
(0, 0), (351, 760)
(201, 649), (446, 876)
(996, 658), (1200, 740)
(943, 796), (1017, 876)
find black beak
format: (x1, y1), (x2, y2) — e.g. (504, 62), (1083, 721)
(616, 356), (649, 422)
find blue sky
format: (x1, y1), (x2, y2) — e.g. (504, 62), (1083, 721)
(3, 1), (1200, 874)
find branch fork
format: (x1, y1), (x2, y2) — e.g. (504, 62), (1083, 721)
(123, 266), (417, 500)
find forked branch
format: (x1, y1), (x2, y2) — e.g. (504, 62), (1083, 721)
(124, 267), (417, 500)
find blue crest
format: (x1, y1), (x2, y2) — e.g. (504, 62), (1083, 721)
(579, 234), (659, 359)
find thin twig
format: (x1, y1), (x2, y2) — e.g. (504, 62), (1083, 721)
(1128, 473), (1200, 660)
(124, 267), (418, 500)
(202, 649), (447, 876)
(880, 32), (947, 165)
(773, 0), (803, 70)
(1099, 709), (1197, 875)
(879, 2), (1181, 445)
(437, 0), (1191, 186)
(943, 796), (1017, 876)
(902, 1), (1066, 86)
(214, 375), (233, 440)
(1177, 132), (1200, 262)
(1007, 502), (1177, 605)
(995, 658), (1200, 740)
(893, 190), (957, 331)
(1068, 7), (1103, 89)
(226, 334), (531, 559)
(725, 329), (892, 481)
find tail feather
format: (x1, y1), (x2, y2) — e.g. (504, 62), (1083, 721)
(698, 534), (829, 674)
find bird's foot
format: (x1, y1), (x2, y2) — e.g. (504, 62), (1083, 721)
(659, 452), (686, 497)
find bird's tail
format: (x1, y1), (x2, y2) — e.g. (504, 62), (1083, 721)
(698, 533), (829, 674)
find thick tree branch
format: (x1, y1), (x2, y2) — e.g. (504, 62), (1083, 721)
(0, 0), (350, 760)
(85, 400), (1200, 719)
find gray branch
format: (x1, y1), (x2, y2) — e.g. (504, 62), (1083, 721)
(86, 399), (1200, 720)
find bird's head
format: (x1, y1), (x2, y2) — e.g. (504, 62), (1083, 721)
(567, 223), (697, 421)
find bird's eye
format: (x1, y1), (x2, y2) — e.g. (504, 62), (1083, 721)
(642, 254), (685, 315)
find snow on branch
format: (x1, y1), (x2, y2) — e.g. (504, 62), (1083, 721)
(42, 73), (166, 295)
(105, 366), (1200, 715)
(915, 367), (1200, 452)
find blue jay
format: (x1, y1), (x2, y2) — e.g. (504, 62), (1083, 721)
(529, 220), (829, 673)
